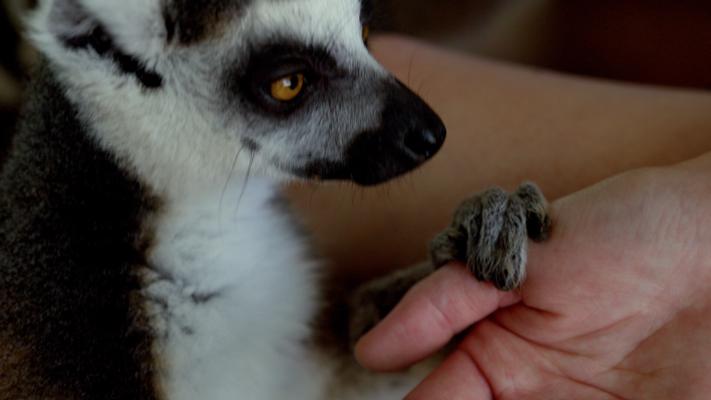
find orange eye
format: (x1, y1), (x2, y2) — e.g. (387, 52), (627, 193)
(270, 73), (305, 102)
(362, 25), (370, 42)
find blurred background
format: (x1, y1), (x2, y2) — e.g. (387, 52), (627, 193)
(2, 0), (711, 167)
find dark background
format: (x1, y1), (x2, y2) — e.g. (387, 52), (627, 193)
(3, 0), (711, 167)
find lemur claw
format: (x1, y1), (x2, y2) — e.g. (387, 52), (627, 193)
(430, 182), (551, 291)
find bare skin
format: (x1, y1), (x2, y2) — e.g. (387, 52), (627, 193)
(356, 154), (711, 399)
(285, 35), (711, 281)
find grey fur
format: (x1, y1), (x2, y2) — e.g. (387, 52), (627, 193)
(431, 182), (551, 291)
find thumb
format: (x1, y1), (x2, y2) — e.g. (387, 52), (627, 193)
(355, 262), (520, 371)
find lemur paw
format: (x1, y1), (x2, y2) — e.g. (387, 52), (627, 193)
(429, 182), (551, 291)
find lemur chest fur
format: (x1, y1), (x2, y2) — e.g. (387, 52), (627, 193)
(142, 181), (325, 400)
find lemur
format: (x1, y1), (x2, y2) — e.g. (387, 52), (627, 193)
(0, 0), (550, 399)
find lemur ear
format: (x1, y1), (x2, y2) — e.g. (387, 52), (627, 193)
(44, 0), (96, 44)
(41, 0), (168, 61)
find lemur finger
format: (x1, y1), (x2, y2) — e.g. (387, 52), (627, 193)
(515, 182), (552, 242)
(430, 190), (486, 268)
(462, 188), (509, 281)
(483, 195), (528, 291)
(430, 227), (466, 268)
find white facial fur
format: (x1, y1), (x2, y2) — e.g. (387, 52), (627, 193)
(28, 0), (387, 201)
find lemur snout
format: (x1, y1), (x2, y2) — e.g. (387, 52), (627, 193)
(342, 79), (446, 186)
(299, 78), (445, 186)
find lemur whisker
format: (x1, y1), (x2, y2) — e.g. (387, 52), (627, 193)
(219, 146), (244, 228)
(406, 48), (417, 87)
(235, 151), (256, 214)
(416, 70), (437, 99)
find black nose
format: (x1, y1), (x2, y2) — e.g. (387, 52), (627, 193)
(404, 127), (446, 161)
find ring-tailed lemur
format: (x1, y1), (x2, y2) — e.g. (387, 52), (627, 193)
(0, 0), (550, 399)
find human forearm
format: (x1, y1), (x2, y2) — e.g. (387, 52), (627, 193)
(372, 35), (711, 195)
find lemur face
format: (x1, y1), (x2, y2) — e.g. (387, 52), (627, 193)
(31, 0), (445, 193)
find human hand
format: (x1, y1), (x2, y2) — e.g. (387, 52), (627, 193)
(356, 157), (711, 399)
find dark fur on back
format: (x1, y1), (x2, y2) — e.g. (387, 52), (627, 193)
(0, 63), (159, 399)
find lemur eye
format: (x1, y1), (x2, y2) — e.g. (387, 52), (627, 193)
(362, 25), (370, 43)
(270, 73), (305, 102)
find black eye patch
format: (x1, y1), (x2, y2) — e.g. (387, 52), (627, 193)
(230, 41), (342, 116)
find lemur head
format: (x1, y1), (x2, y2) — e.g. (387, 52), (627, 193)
(30, 0), (446, 196)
